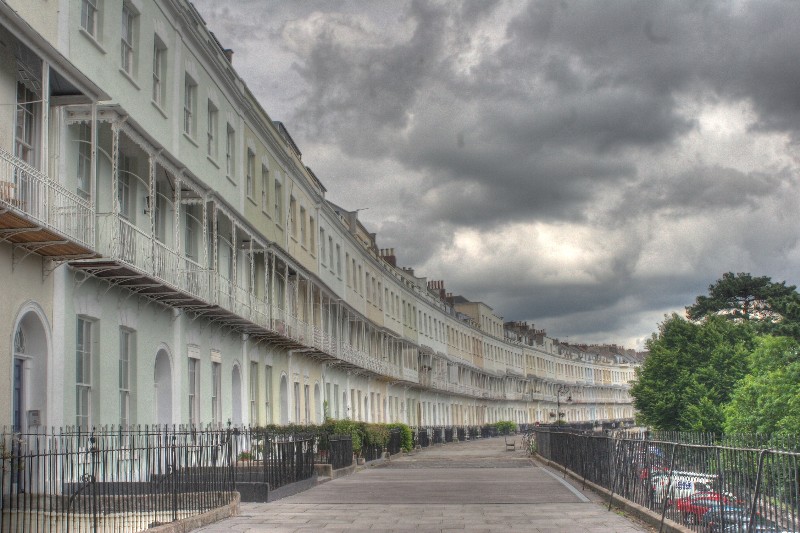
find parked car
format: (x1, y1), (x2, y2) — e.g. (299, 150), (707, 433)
(652, 471), (719, 505)
(675, 492), (740, 525)
(720, 518), (793, 533)
(632, 446), (667, 480)
(699, 505), (750, 533)
(701, 507), (794, 533)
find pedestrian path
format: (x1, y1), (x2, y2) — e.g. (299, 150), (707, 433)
(195, 437), (653, 532)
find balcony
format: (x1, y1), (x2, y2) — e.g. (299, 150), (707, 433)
(402, 367), (419, 383)
(75, 214), (213, 310)
(59, 197), (415, 386)
(505, 391), (526, 401)
(0, 148), (96, 261)
(429, 378), (494, 399)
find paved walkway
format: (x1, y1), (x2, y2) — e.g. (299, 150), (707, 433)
(195, 437), (654, 532)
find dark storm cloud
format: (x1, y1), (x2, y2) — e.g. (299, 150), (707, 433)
(282, 1), (459, 152)
(631, 166), (789, 215)
(410, 151), (635, 227)
(191, 0), (800, 348)
(272, 0), (798, 228)
(503, 1), (800, 138)
(443, 268), (694, 339)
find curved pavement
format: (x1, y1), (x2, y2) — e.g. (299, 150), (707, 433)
(195, 437), (653, 532)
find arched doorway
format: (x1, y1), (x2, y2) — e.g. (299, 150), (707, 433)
(12, 308), (49, 431)
(154, 349), (172, 425)
(231, 365), (242, 426)
(279, 375), (288, 424)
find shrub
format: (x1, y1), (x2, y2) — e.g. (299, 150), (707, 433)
(494, 420), (518, 435)
(363, 423), (389, 448)
(331, 419), (363, 456)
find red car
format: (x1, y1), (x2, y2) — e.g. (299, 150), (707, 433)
(675, 492), (738, 525)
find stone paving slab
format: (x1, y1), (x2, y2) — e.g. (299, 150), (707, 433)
(194, 438), (654, 532)
(279, 467), (578, 504)
(196, 503), (648, 533)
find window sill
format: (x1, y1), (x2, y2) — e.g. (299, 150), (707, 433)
(151, 100), (168, 119)
(119, 68), (140, 90)
(226, 174), (237, 187)
(79, 28), (106, 54)
(183, 132), (199, 148)
(207, 155), (219, 169)
(247, 196), (257, 207)
(261, 208), (271, 219)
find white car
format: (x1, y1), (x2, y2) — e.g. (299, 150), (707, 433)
(651, 471), (719, 505)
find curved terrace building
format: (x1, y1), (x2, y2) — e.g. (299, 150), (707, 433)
(0, 0), (637, 431)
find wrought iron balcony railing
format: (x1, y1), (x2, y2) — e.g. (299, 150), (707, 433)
(0, 147), (95, 255)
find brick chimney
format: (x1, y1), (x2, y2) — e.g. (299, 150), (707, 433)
(380, 248), (397, 267)
(427, 280), (447, 300)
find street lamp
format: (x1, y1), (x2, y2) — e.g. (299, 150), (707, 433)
(556, 384), (572, 424)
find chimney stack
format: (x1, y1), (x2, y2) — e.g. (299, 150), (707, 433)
(380, 248), (397, 267)
(427, 280), (447, 300)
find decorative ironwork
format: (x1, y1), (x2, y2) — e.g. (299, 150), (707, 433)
(13, 326), (24, 354)
(534, 428), (800, 533)
(0, 425), (319, 531)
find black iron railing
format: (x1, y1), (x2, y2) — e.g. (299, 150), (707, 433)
(330, 435), (354, 469)
(535, 429), (800, 533)
(0, 425), (319, 532)
(0, 426), (237, 532)
(481, 425), (499, 438)
(267, 438), (315, 489)
(387, 428), (402, 455)
(615, 429), (800, 452)
(361, 442), (383, 462)
(315, 433), (353, 470)
(416, 428), (430, 448)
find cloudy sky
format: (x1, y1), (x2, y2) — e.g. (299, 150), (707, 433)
(192, 0), (800, 350)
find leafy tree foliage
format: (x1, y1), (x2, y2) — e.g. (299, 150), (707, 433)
(686, 272), (796, 326)
(725, 336), (800, 435)
(635, 273), (800, 434)
(762, 292), (800, 339)
(630, 314), (754, 432)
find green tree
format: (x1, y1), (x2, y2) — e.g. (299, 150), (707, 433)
(725, 336), (800, 435)
(763, 292), (800, 339)
(630, 314), (754, 432)
(686, 272), (796, 324)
